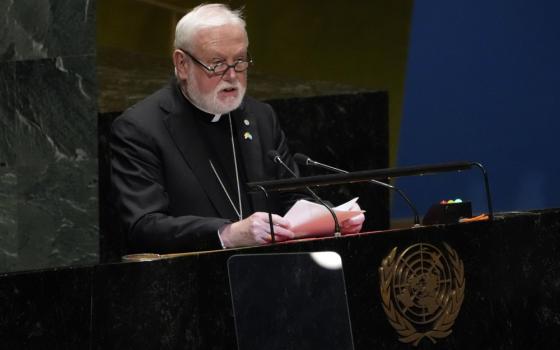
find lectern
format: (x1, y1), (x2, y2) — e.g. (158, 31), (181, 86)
(1, 209), (560, 349)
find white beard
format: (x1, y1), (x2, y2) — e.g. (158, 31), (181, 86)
(185, 69), (246, 115)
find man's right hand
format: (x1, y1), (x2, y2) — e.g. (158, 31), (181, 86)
(219, 212), (294, 248)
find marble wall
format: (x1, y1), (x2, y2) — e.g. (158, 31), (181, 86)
(0, 0), (98, 273)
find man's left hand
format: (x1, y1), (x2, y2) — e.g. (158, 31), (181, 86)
(340, 203), (365, 234)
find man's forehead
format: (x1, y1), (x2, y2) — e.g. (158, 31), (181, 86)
(193, 24), (248, 54)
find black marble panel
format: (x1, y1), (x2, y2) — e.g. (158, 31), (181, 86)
(14, 57), (97, 160)
(0, 0), (95, 62)
(270, 92), (390, 232)
(98, 112), (121, 264)
(91, 257), (237, 350)
(0, 0), (98, 274)
(0, 267), (92, 349)
(0, 56), (99, 273)
(0, 63), (18, 271)
(0, 62), (16, 163)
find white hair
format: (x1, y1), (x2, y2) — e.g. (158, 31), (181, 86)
(174, 3), (247, 52)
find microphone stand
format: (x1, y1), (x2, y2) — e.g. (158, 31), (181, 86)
(269, 151), (342, 237)
(297, 154), (421, 227)
(249, 160), (494, 222)
(255, 185), (275, 243)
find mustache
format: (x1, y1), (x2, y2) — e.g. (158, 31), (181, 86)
(217, 81), (242, 90)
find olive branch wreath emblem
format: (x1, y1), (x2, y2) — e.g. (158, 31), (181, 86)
(379, 243), (465, 346)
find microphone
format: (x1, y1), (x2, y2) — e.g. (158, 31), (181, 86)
(267, 150), (342, 237)
(294, 153), (421, 226)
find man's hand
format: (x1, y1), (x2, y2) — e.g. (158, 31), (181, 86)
(340, 203), (365, 235)
(219, 212), (294, 248)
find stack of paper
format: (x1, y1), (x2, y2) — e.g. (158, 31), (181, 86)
(283, 197), (364, 238)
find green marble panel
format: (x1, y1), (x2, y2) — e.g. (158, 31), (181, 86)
(10, 56), (98, 272)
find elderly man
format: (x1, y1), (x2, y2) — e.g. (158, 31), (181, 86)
(111, 3), (364, 254)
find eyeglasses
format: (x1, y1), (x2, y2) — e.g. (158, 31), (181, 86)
(179, 48), (252, 75)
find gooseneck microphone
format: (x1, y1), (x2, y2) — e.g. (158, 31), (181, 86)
(293, 153), (421, 226)
(267, 150), (342, 237)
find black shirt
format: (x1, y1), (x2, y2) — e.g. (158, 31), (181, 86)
(191, 108), (253, 221)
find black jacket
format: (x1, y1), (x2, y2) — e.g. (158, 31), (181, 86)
(111, 81), (302, 254)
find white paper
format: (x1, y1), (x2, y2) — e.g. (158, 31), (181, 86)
(283, 197), (364, 238)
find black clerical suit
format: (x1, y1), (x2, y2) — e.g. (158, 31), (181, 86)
(111, 80), (302, 254)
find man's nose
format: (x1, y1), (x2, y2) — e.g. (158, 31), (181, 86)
(221, 66), (238, 81)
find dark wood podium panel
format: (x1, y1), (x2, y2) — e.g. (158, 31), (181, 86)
(1, 209), (560, 349)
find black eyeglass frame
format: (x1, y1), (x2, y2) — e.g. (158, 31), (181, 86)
(178, 48), (252, 75)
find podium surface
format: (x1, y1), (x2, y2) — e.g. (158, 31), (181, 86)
(1, 209), (560, 349)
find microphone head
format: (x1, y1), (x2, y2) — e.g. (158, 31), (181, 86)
(293, 153), (310, 165)
(267, 150), (281, 163)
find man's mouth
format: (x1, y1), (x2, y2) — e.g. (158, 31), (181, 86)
(218, 86), (239, 99)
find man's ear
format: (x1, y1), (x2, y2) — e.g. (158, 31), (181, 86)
(173, 49), (189, 80)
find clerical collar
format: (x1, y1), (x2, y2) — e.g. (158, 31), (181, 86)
(178, 84), (223, 122)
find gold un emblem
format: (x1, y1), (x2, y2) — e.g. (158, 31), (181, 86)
(379, 243), (465, 346)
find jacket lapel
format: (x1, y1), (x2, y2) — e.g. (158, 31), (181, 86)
(161, 84), (236, 219)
